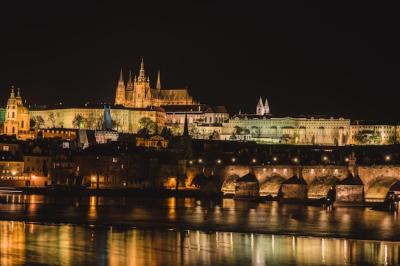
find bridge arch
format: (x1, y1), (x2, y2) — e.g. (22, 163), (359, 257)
(307, 175), (339, 199)
(365, 176), (399, 203)
(259, 174), (286, 197)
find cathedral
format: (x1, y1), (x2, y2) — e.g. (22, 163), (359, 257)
(115, 58), (194, 108)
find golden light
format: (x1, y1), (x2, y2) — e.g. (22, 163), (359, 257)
(231, 157), (236, 163)
(272, 156), (278, 162)
(216, 159), (222, 164)
(198, 158), (203, 163)
(292, 157), (299, 163)
(189, 160), (193, 165)
(322, 156), (328, 161)
(31, 175), (36, 180)
(11, 170), (17, 176)
(385, 155), (391, 162)
(91, 176), (96, 182)
(252, 158), (257, 163)
(345, 157), (349, 162)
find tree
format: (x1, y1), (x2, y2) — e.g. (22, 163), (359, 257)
(210, 130), (220, 140)
(47, 112), (56, 128)
(355, 130), (381, 145)
(86, 112), (96, 129)
(31, 116), (45, 130)
(234, 126), (244, 135)
(138, 117), (156, 135)
(72, 114), (86, 129)
(189, 124), (200, 138)
(160, 127), (173, 140)
(251, 126), (261, 138)
(111, 119), (120, 130)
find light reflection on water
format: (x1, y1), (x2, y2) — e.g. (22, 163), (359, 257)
(0, 221), (399, 265)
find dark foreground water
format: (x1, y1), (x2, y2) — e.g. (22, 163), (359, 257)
(1, 221), (399, 265)
(1, 194), (400, 265)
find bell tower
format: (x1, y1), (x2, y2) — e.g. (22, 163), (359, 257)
(114, 69), (126, 105)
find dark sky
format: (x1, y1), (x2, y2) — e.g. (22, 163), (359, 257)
(1, 1), (399, 119)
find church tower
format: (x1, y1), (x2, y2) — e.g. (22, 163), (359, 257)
(133, 58), (152, 108)
(114, 69), (126, 105)
(4, 87), (30, 139)
(264, 97), (270, 114)
(256, 97), (265, 115)
(125, 71), (134, 104)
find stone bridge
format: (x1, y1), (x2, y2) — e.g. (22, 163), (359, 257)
(185, 164), (400, 202)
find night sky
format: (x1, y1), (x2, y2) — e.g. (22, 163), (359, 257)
(1, 2), (399, 120)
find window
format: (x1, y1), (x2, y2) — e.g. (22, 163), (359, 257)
(3, 146), (9, 151)
(21, 120), (24, 129)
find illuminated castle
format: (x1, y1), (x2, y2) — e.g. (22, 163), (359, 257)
(115, 58), (193, 108)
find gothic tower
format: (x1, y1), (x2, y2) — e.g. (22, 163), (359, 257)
(125, 71), (134, 104)
(114, 69), (126, 105)
(264, 97), (270, 114)
(133, 58), (152, 108)
(256, 97), (265, 115)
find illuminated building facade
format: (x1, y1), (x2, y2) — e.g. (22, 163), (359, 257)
(3, 88), (31, 140)
(115, 58), (193, 108)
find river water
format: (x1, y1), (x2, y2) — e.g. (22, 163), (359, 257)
(1, 194), (400, 265)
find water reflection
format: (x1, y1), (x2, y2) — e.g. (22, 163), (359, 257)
(2, 194), (400, 241)
(1, 221), (399, 265)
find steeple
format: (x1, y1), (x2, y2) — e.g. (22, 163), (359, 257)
(10, 86), (15, 98)
(156, 70), (161, 90)
(115, 69), (126, 105)
(126, 71), (133, 90)
(264, 97), (270, 114)
(138, 57), (145, 81)
(16, 88), (21, 98)
(256, 97), (264, 115)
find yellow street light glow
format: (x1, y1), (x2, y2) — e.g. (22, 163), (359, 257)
(385, 155), (391, 161)
(323, 156), (328, 161)
(198, 158), (203, 163)
(231, 157), (236, 162)
(216, 159), (222, 164)
(272, 156), (277, 162)
(293, 157), (299, 163)
(252, 158), (257, 163)
(345, 157), (349, 162)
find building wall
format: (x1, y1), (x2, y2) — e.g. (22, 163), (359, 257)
(30, 107), (164, 134)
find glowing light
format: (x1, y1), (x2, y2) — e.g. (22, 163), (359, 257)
(272, 156), (278, 162)
(231, 157), (236, 163)
(198, 158), (203, 163)
(216, 159), (222, 164)
(292, 157), (299, 163)
(322, 156), (328, 161)
(385, 155), (391, 162)
(252, 158), (257, 163)
(345, 157), (349, 162)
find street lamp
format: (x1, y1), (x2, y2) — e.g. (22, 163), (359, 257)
(272, 156), (278, 162)
(216, 159), (222, 164)
(252, 158), (257, 164)
(292, 157), (299, 164)
(231, 157), (236, 163)
(385, 155), (391, 162)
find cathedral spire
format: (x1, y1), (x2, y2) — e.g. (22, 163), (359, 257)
(256, 97), (264, 115)
(156, 70), (161, 90)
(16, 88), (21, 98)
(264, 97), (270, 114)
(138, 57), (145, 81)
